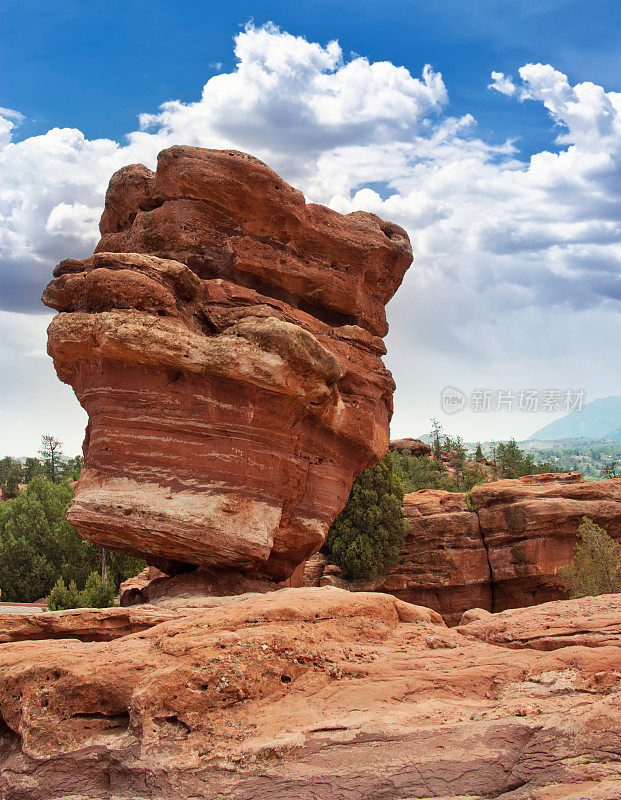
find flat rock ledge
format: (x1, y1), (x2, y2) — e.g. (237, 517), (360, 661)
(1, 587), (620, 800)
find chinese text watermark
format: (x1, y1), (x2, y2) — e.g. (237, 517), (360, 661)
(441, 387), (586, 416)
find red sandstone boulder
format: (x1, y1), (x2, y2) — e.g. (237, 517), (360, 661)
(42, 147), (412, 580)
(388, 437), (432, 456)
(119, 566), (167, 606)
(373, 473), (621, 623)
(470, 472), (621, 610)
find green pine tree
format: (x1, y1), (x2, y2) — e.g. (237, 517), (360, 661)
(326, 454), (408, 581)
(80, 571), (115, 608)
(430, 418), (443, 462)
(0, 477), (144, 602)
(46, 577), (82, 611)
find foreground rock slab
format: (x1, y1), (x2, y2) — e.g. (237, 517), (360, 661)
(1, 587), (620, 799)
(42, 146), (412, 579)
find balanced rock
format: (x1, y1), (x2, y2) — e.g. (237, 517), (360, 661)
(42, 146), (412, 579)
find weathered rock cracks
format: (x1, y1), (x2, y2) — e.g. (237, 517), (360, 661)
(1, 587), (620, 799)
(41, 146), (412, 578)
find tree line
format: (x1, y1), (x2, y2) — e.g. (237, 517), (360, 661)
(1, 435), (83, 499)
(1, 428), (617, 606)
(0, 436), (143, 604)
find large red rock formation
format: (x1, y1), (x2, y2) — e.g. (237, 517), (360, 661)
(471, 471), (621, 610)
(353, 473), (621, 622)
(1, 587), (620, 799)
(42, 146), (412, 579)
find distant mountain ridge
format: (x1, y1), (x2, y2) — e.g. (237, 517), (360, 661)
(528, 396), (621, 441)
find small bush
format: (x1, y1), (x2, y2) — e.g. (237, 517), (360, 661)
(560, 517), (621, 599)
(81, 571), (115, 608)
(46, 577), (82, 611)
(465, 491), (478, 512)
(45, 571), (115, 610)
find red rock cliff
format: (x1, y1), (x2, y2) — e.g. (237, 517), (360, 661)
(374, 473), (621, 622)
(42, 146), (412, 579)
(471, 471), (621, 610)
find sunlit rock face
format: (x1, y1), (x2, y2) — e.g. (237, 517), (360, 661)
(42, 146), (412, 579)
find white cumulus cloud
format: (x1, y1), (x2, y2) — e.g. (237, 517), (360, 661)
(0, 24), (620, 448)
(488, 71), (516, 96)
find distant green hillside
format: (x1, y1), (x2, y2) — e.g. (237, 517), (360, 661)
(529, 396), (621, 441)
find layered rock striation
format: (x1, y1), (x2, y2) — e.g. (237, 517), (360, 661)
(42, 146), (412, 579)
(376, 489), (493, 622)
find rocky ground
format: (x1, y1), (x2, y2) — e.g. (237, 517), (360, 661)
(1, 587), (620, 799)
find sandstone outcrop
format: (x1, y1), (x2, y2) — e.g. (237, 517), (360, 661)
(42, 146), (412, 579)
(388, 436), (432, 456)
(311, 473), (621, 623)
(470, 471), (621, 610)
(120, 565), (307, 609)
(119, 566), (167, 606)
(1, 587), (620, 799)
(0, 604), (176, 644)
(376, 489), (492, 624)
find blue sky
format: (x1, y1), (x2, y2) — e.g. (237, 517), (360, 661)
(4, 0), (620, 152)
(1, 1), (621, 454)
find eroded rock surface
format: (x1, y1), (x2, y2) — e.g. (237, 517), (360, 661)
(1, 587), (620, 800)
(470, 472), (621, 610)
(458, 593), (621, 650)
(351, 473), (621, 622)
(42, 146), (412, 579)
(0, 605), (176, 643)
